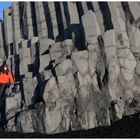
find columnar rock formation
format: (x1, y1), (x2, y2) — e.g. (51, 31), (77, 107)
(0, 2), (140, 134)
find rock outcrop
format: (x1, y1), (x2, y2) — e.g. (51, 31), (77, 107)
(0, 2), (140, 134)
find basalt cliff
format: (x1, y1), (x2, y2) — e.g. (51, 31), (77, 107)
(0, 2), (140, 134)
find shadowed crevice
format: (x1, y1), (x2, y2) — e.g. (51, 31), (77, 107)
(98, 2), (114, 32)
(121, 2), (135, 25)
(76, 2), (84, 21)
(54, 2), (64, 39)
(86, 2), (94, 12)
(43, 2), (54, 39)
(30, 2), (38, 36)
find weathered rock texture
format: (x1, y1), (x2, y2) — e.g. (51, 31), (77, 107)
(0, 2), (140, 134)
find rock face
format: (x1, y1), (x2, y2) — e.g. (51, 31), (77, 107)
(0, 2), (140, 134)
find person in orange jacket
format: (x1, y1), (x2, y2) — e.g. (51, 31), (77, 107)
(0, 64), (14, 84)
(0, 63), (14, 130)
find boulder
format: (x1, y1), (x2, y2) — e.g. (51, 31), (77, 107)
(23, 77), (38, 106)
(44, 101), (62, 134)
(6, 93), (22, 131)
(55, 59), (73, 76)
(71, 50), (89, 76)
(16, 111), (35, 133)
(82, 10), (101, 46)
(39, 38), (55, 55)
(39, 54), (50, 72)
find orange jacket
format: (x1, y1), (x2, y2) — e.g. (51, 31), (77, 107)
(0, 72), (14, 84)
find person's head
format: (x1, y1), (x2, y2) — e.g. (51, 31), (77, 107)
(3, 64), (8, 72)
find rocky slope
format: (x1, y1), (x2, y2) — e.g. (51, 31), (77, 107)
(0, 113), (140, 138)
(0, 2), (140, 134)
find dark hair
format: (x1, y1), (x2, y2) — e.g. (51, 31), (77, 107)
(2, 64), (9, 75)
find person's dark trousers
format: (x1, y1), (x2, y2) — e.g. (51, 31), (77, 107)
(0, 84), (7, 130)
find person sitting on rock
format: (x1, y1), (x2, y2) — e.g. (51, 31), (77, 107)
(0, 64), (14, 130)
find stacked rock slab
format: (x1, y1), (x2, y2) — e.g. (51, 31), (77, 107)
(0, 21), (5, 61)
(3, 8), (13, 51)
(0, 1), (140, 134)
(35, 2), (48, 40)
(11, 2), (22, 55)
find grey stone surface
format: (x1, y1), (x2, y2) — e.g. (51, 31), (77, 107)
(19, 47), (31, 60)
(39, 38), (55, 55)
(82, 10), (101, 47)
(40, 70), (52, 81)
(23, 77), (38, 106)
(49, 42), (64, 64)
(19, 40), (28, 48)
(81, 2), (89, 14)
(61, 39), (74, 57)
(0, 22), (5, 59)
(12, 2), (21, 42)
(135, 63), (140, 76)
(30, 42), (39, 57)
(6, 93), (21, 131)
(48, 3), (59, 39)
(67, 2), (80, 24)
(16, 111), (35, 133)
(3, 8), (13, 46)
(55, 59), (73, 76)
(128, 2), (140, 27)
(71, 50), (88, 76)
(0, 1), (140, 135)
(29, 37), (39, 46)
(20, 57), (32, 75)
(39, 54), (50, 72)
